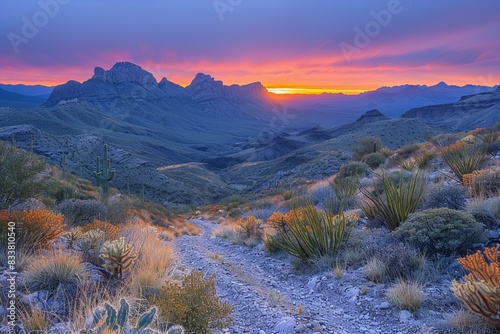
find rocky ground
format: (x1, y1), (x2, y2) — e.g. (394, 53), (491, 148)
(172, 219), (462, 334)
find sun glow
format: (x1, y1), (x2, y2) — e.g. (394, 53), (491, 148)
(267, 87), (368, 95)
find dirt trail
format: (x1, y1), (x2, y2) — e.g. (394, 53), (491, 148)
(172, 219), (442, 334)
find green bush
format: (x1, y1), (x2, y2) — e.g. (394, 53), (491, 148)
(56, 199), (108, 226)
(359, 172), (424, 230)
(153, 271), (233, 334)
(352, 137), (382, 161)
(421, 184), (468, 210)
(0, 142), (45, 209)
(466, 197), (500, 229)
(362, 152), (386, 169)
(393, 208), (487, 256)
(337, 161), (371, 179)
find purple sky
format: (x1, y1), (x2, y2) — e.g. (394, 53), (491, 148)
(1, 0), (499, 93)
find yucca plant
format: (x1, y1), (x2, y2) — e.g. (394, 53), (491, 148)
(440, 143), (486, 183)
(100, 237), (137, 280)
(329, 173), (358, 202)
(359, 171), (424, 231)
(268, 199), (355, 261)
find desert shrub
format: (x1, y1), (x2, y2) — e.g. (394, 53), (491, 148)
(451, 246), (500, 325)
(372, 169), (415, 194)
(56, 199), (108, 226)
(359, 172), (424, 230)
(379, 148), (393, 158)
(387, 280), (424, 311)
(45, 180), (94, 204)
(329, 175), (358, 203)
(397, 143), (421, 158)
(467, 197), (500, 230)
(153, 271), (234, 333)
(486, 141), (500, 154)
(227, 207), (241, 218)
(352, 136), (382, 161)
(24, 251), (86, 291)
(235, 216), (263, 239)
(0, 142), (45, 209)
(421, 183), (468, 210)
(0, 208), (65, 248)
(463, 170), (500, 198)
(364, 237), (427, 282)
(362, 152), (386, 169)
(337, 161), (371, 179)
(440, 143), (486, 183)
(80, 219), (122, 240)
(394, 158), (417, 172)
(267, 202), (357, 261)
(393, 208), (487, 256)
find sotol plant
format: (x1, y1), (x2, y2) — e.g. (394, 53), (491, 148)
(451, 246), (500, 325)
(440, 142), (486, 184)
(100, 237), (137, 280)
(359, 171), (424, 231)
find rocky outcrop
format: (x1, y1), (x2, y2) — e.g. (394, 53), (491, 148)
(354, 109), (389, 124)
(402, 87), (500, 130)
(45, 62), (271, 106)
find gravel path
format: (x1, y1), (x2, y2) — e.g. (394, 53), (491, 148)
(172, 219), (455, 334)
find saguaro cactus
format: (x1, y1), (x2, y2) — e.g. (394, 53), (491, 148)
(93, 144), (115, 200)
(60, 153), (67, 179)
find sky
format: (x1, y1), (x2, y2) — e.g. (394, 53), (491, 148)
(0, 0), (499, 94)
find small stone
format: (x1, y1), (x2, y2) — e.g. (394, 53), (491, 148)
(399, 310), (414, 323)
(274, 317), (296, 333)
(295, 324), (307, 333)
(379, 302), (391, 309)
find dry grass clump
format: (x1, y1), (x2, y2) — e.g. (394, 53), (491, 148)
(386, 280), (424, 311)
(18, 304), (50, 333)
(212, 221), (239, 242)
(447, 309), (492, 334)
(129, 232), (176, 299)
(365, 257), (387, 282)
(24, 250), (87, 292)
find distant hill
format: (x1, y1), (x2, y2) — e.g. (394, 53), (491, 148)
(0, 88), (47, 108)
(273, 82), (498, 125)
(402, 87), (500, 130)
(0, 84), (53, 97)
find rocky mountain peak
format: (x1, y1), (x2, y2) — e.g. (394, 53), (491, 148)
(92, 62), (157, 85)
(355, 109), (389, 123)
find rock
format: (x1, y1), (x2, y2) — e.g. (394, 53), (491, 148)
(379, 302), (391, 309)
(399, 310), (414, 323)
(295, 324), (307, 332)
(307, 276), (319, 290)
(48, 322), (71, 333)
(274, 317), (296, 333)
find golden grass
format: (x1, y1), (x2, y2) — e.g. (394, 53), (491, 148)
(447, 309), (492, 334)
(212, 222), (238, 241)
(128, 230), (176, 299)
(18, 304), (50, 332)
(387, 280), (424, 312)
(24, 250), (87, 292)
(365, 257), (387, 283)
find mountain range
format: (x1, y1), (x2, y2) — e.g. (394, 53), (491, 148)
(0, 61), (498, 205)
